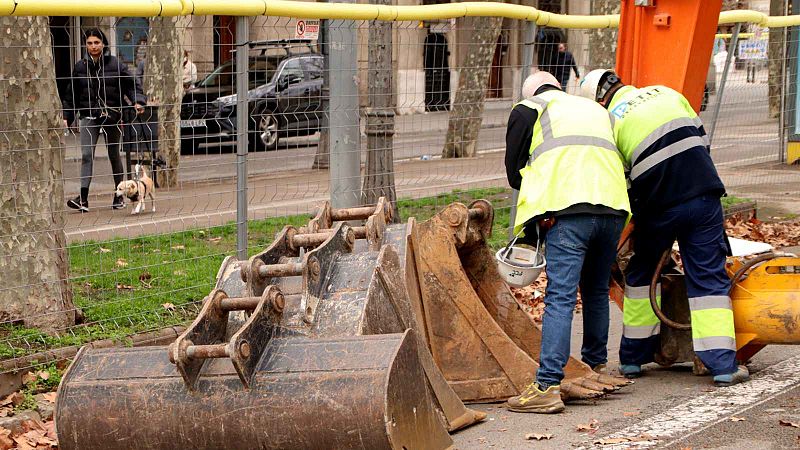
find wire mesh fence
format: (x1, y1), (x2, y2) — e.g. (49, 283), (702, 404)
(0, 8), (797, 374)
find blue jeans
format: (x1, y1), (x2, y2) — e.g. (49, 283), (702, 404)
(536, 214), (626, 389)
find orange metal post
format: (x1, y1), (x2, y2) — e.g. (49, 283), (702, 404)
(615, 0), (723, 112)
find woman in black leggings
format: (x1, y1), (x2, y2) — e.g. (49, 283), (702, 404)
(62, 28), (145, 212)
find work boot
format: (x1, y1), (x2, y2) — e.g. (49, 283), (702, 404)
(619, 364), (642, 379)
(112, 194), (125, 210)
(505, 383), (564, 414)
(713, 365), (750, 387)
(67, 196), (89, 213)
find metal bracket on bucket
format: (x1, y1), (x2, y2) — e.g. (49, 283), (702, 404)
(301, 198), (393, 250)
(169, 286), (285, 389)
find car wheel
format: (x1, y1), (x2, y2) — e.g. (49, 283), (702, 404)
(250, 110), (279, 151)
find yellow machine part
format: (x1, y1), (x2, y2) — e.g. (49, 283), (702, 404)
(728, 256), (800, 351)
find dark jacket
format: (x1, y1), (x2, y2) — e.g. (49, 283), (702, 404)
(62, 53), (144, 125)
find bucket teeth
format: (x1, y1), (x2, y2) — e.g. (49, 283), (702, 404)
(589, 372), (635, 387)
(559, 382), (606, 401)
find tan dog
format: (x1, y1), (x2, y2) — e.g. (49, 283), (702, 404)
(115, 164), (155, 215)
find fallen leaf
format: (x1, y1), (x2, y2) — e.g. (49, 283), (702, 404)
(98, 247), (111, 253)
(576, 419), (599, 432)
(208, 237), (223, 243)
(779, 419), (800, 428)
(37, 371), (49, 381)
(162, 303), (176, 311)
(594, 437), (631, 445)
(0, 392), (23, 406)
(152, 249), (161, 253)
(171, 245), (185, 250)
(525, 433), (553, 441)
(623, 411), (640, 417)
(22, 372), (37, 385)
(0, 428), (12, 450)
(139, 272), (152, 281)
(730, 416), (746, 422)
(42, 392), (56, 403)
(173, 270), (186, 276)
(116, 258), (128, 267)
(116, 283), (135, 290)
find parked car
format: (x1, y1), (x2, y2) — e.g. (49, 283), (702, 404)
(180, 39), (324, 154)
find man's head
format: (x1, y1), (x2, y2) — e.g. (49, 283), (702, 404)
(558, 43), (566, 52)
(522, 71), (561, 98)
(579, 69), (624, 107)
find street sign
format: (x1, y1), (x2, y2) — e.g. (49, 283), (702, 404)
(294, 19), (320, 40)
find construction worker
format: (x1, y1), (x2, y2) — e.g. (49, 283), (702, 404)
(579, 69), (749, 387)
(503, 72), (630, 413)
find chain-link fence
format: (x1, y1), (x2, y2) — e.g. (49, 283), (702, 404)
(0, 4), (797, 375)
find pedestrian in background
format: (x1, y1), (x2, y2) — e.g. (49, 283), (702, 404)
(503, 72), (630, 414)
(183, 50), (198, 90)
(62, 28), (145, 212)
(554, 43), (580, 91)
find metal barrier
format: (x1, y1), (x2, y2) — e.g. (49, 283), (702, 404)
(0, 3), (798, 376)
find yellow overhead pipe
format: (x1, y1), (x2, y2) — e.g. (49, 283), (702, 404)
(1, 0), (799, 31)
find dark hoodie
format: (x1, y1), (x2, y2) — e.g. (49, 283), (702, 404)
(62, 28), (145, 125)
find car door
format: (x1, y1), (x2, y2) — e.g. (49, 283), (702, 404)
(301, 56), (324, 130)
(275, 57), (306, 132)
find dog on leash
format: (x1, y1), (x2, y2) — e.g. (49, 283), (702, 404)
(115, 164), (155, 215)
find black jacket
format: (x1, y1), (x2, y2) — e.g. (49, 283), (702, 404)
(62, 53), (144, 125)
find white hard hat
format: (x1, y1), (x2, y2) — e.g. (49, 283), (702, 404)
(522, 71), (561, 98)
(579, 69), (621, 102)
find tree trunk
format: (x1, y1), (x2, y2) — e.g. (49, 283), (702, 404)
(767, 0), (786, 119)
(361, 3), (398, 216)
(588, 0), (620, 70)
(0, 16), (76, 333)
(442, 15), (502, 159)
(145, 17), (185, 187)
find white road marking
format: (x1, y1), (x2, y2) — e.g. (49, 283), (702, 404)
(577, 354), (800, 449)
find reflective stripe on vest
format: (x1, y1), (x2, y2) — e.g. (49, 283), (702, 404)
(689, 295), (736, 352)
(521, 96), (620, 166)
(610, 85), (707, 180)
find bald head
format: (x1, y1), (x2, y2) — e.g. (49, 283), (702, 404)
(522, 71), (561, 98)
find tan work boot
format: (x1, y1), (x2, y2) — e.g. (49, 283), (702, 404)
(505, 383), (565, 414)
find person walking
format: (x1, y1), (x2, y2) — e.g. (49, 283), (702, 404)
(62, 28), (145, 212)
(183, 50), (198, 90)
(580, 69), (749, 387)
(554, 43), (580, 91)
(503, 72), (630, 414)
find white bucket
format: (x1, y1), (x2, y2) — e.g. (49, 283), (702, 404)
(495, 246), (546, 288)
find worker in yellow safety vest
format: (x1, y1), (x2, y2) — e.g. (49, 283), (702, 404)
(580, 69), (749, 387)
(503, 71), (630, 414)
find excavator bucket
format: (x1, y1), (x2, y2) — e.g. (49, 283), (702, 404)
(404, 201), (631, 402)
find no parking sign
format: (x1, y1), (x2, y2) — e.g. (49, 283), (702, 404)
(294, 19), (320, 40)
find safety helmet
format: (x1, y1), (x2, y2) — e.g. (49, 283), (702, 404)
(580, 69), (622, 103)
(521, 71), (561, 98)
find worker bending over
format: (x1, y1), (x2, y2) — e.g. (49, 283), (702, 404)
(580, 69), (749, 387)
(504, 72), (630, 413)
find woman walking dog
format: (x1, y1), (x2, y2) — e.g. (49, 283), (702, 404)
(62, 28), (145, 212)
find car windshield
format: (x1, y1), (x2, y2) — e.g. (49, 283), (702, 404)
(198, 58), (281, 89)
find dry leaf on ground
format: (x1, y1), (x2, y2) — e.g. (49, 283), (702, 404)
(98, 247), (111, 253)
(0, 428), (13, 450)
(36, 371), (49, 381)
(730, 417), (746, 422)
(116, 283), (135, 290)
(208, 237), (223, 243)
(623, 411), (640, 417)
(116, 258), (128, 267)
(21, 372), (37, 386)
(171, 245), (185, 250)
(525, 433), (553, 441)
(1, 392), (24, 406)
(594, 434), (656, 445)
(42, 392), (57, 404)
(162, 303), (176, 311)
(576, 419), (599, 432)
(779, 419), (800, 428)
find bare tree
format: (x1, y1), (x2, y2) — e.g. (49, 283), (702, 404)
(145, 17), (186, 187)
(588, 0), (620, 70)
(362, 1), (398, 212)
(442, 15), (503, 158)
(0, 17), (76, 333)
(767, 0), (786, 119)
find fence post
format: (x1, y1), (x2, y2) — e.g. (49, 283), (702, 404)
(509, 20), (536, 239)
(235, 16), (249, 261)
(708, 22), (740, 145)
(328, 13), (362, 208)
